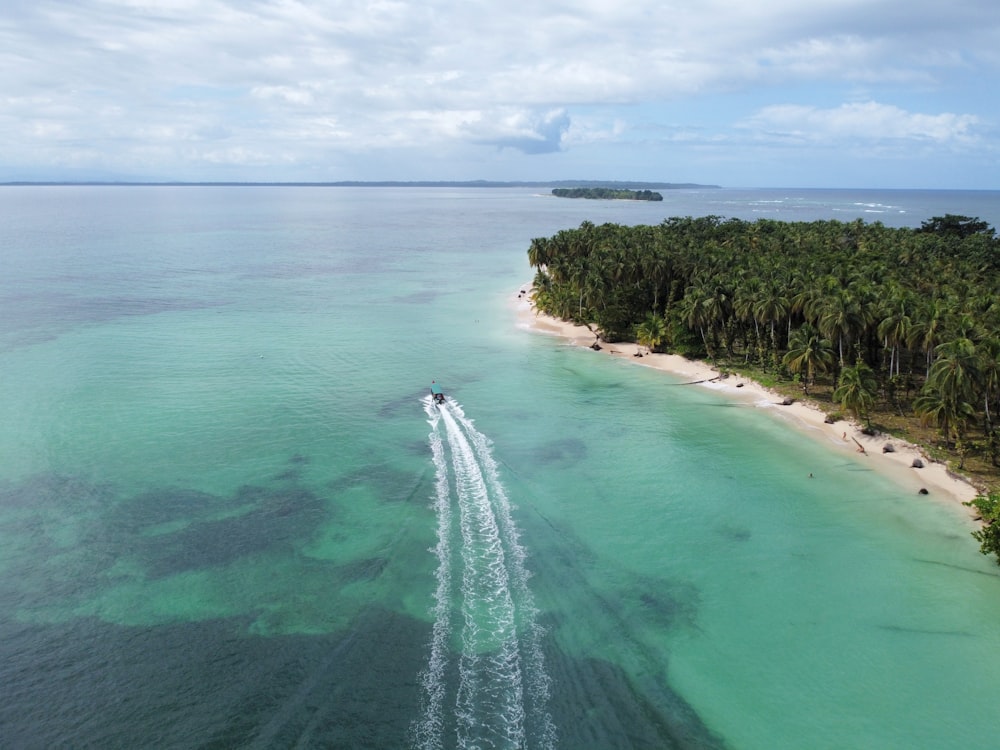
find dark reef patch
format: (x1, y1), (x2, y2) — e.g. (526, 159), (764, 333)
(327, 461), (426, 504)
(377, 390), (430, 418)
(136, 484), (328, 578)
(2, 471), (726, 749)
(534, 437), (588, 465)
(0, 471), (334, 597)
(545, 652), (728, 749)
(334, 556), (390, 584)
(0, 608), (429, 750)
(716, 523), (752, 543)
(0, 604), (729, 749)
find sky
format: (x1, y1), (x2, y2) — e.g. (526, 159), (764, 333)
(1, 0), (998, 188)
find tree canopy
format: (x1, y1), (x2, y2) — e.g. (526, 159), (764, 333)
(552, 187), (663, 201)
(528, 214), (1000, 560)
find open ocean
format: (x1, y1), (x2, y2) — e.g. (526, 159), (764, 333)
(2, 185), (1000, 749)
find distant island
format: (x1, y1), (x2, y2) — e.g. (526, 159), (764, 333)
(552, 187), (663, 201)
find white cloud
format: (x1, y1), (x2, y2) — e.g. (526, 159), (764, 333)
(473, 108), (572, 154)
(0, 0), (997, 183)
(741, 101), (981, 145)
(753, 36), (908, 83)
(251, 85), (317, 106)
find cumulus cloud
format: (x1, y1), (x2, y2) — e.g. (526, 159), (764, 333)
(0, 0), (996, 182)
(740, 101), (981, 145)
(475, 110), (572, 155)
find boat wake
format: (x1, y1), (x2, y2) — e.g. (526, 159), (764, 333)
(412, 396), (556, 750)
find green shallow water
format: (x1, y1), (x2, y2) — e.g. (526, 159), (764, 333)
(2, 186), (1000, 748)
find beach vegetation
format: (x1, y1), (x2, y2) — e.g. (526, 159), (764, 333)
(919, 214), (994, 240)
(527, 212), (1000, 500)
(782, 324), (834, 395)
(964, 492), (1000, 564)
(914, 387), (976, 454)
(833, 362), (879, 428)
(635, 312), (667, 354)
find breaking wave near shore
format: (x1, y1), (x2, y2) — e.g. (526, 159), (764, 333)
(412, 396), (556, 750)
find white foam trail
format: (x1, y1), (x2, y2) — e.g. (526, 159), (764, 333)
(440, 403), (525, 748)
(449, 403), (557, 748)
(412, 396), (452, 750)
(413, 396), (555, 750)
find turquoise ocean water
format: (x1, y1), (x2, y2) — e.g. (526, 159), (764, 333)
(2, 185), (1000, 749)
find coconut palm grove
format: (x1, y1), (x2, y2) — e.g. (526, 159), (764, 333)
(527, 214), (1000, 561)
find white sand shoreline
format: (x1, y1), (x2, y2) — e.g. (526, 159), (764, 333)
(512, 285), (982, 509)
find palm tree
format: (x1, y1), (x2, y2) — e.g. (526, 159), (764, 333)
(527, 237), (550, 270)
(908, 298), (946, 377)
(833, 362), (879, 427)
(641, 250), (671, 314)
(565, 259), (590, 320)
(811, 284), (868, 369)
(914, 386), (976, 458)
(678, 285), (712, 358)
(783, 324), (834, 395)
(928, 337), (981, 411)
(978, 336), (1000, 437)
(877, 287), (913, 378)
(733, 279), (762, 365)
(635, 312), (667, 354)
(701, 282), (734, 357)
(754, 282), (791, 368)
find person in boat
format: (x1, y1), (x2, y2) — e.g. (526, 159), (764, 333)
(430, 381), (445, 404)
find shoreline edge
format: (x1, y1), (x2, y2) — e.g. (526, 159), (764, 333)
(512, 285), (981, 510)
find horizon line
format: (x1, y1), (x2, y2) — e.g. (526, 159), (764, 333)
(0, 179), (722, 189)
(2, 181), (997, 192)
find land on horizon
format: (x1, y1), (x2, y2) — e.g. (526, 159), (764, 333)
(0, 179), (722, 189)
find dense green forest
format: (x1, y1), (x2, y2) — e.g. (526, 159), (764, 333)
(527, 214), (1000, 561)
(552, 187), (664, 201)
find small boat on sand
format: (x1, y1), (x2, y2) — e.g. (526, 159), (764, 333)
(430, 381), (445, 405)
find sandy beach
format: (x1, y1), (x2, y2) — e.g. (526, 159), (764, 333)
(513, 286), (982, 508)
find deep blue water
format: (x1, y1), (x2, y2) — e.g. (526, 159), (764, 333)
(1, 186), (1000, 749)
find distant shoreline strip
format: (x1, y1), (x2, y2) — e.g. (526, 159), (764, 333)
(0, 180), (722, 189)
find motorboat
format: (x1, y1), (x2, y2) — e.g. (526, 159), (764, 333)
(430, 381), (445, 405)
